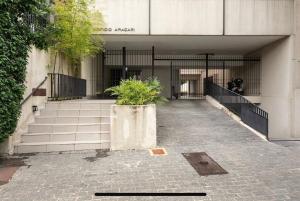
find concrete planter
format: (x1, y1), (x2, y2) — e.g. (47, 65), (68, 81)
(111, 104), (156, 150)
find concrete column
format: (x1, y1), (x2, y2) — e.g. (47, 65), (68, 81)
(292, 0), (300, 139)
(81, 56), (94, 97)
(259, 1), (300, 140)
(260, 37), (295, 140)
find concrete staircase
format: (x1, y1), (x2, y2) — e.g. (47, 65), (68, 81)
(15, 100), (115, 153)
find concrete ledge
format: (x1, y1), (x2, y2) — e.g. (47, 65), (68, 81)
(111, 104), (157, 150)
(0, 137), (11, 154)
(244, 96), (261, 104)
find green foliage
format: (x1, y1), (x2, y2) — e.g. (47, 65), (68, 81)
(50, 0), (104, 64)
(0, 0), (51, 142)
(106, 78), (167, 105)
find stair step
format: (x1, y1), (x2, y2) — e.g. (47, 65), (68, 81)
(15, 140), (110, 153)
(23, 131), (109, 135)
(28, 123), (110, 133)
(48, 100), (115, 104)
(40, 109), (110, 117)
(35, 116), (110, 124)
(22, 132), (110, 143)
(18, 100), (115, 153)
(45, 102), (114, 110)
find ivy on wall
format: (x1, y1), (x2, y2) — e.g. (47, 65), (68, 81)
(0, 0), (104, 142)
(0, 0), (52, 142)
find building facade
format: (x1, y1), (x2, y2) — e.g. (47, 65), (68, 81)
(2, 0), (300, 154)
(80, 0), (300, 140)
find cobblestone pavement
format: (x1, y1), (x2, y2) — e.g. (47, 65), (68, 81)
(1, 100), (300, 201)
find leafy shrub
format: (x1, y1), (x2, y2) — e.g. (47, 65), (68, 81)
(105, 78), (167, 105)
(0, 0), (51, 142)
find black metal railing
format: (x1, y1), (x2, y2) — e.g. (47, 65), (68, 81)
(25, 13), (49, 33)
(49, 73), (86, 100)
(20, 76), (48, 106)
(207, 80), (268, 137)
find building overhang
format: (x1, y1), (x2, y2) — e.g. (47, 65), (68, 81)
(102, 35), (286, 55)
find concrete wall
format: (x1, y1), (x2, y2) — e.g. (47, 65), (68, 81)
(95, 0), (293, 36)
(260, 37), (295, 139)
(94, 0), (149, 35)
(292, 0), (300, 139)
(111, 104), (156, 150)
(151, 0), (223, 35)
(50, 52), (78, 76)
(81, 56), (95, 96)
(259, 0), (300, 140)
(155, 67), (171, 98)
(140, 66), (171, 98)
(225, 0), (294, 35)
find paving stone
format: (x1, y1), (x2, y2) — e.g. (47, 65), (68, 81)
(1, 100), (300, 201)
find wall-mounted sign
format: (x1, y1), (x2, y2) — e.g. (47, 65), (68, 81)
(100, 27), (135, 32)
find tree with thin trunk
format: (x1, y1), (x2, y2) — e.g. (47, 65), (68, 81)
(50, 0), (104, 76)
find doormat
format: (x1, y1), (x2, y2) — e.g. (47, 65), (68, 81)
(182, 152), (228, 176)
(149, 148), (167, 156)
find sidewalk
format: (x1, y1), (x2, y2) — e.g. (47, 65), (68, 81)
(0, 100), (300, 201)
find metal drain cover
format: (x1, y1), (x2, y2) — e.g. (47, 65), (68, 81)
(149, 148), (167, 156)
(182, 152), (228, 176)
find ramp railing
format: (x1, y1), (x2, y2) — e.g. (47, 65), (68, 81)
(207, 80), (268, 137)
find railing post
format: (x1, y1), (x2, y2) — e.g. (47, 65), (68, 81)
(50, 73), (53, 99)
(170, 61), (173, 100)
(57, 74), (60, 99)
(222, 61), (225, 88)
(152, 46), (155, 78)
(204, 53), (214, 95)
(101, 51), (105, 96)
(122, 47), (126, 79)
(205, 54), (208, 95)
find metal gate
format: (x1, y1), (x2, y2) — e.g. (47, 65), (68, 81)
(155, 54), (261, 100)
(88, 48), (152, 98)
(89, 48), (261, 99)
(104, 48), (152, 87)
(170, 60), (205, 99)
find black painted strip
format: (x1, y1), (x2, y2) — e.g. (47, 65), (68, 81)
(223, 0), (226, 35)
(95, 193), (207, 196)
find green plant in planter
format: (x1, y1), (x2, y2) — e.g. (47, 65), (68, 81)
(105, 78), (167, 105)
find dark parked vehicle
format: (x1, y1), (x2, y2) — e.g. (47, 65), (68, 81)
(227, 78), (244, 95)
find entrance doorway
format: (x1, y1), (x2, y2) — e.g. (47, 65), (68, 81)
(171, 64), (204, 99)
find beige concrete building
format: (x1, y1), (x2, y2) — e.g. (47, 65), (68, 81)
(83, 0), (300, 140)
(1, 0), (300, 154)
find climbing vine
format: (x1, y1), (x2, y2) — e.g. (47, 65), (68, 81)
(0, 0), (52, 142)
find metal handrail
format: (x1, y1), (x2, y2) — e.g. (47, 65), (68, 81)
(48, 73), (86, 100)
(207, 81), (268, 136)
(212, 81), (263, 110)
(20, 76), (48, 106)
(209, 82), (268, 118)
